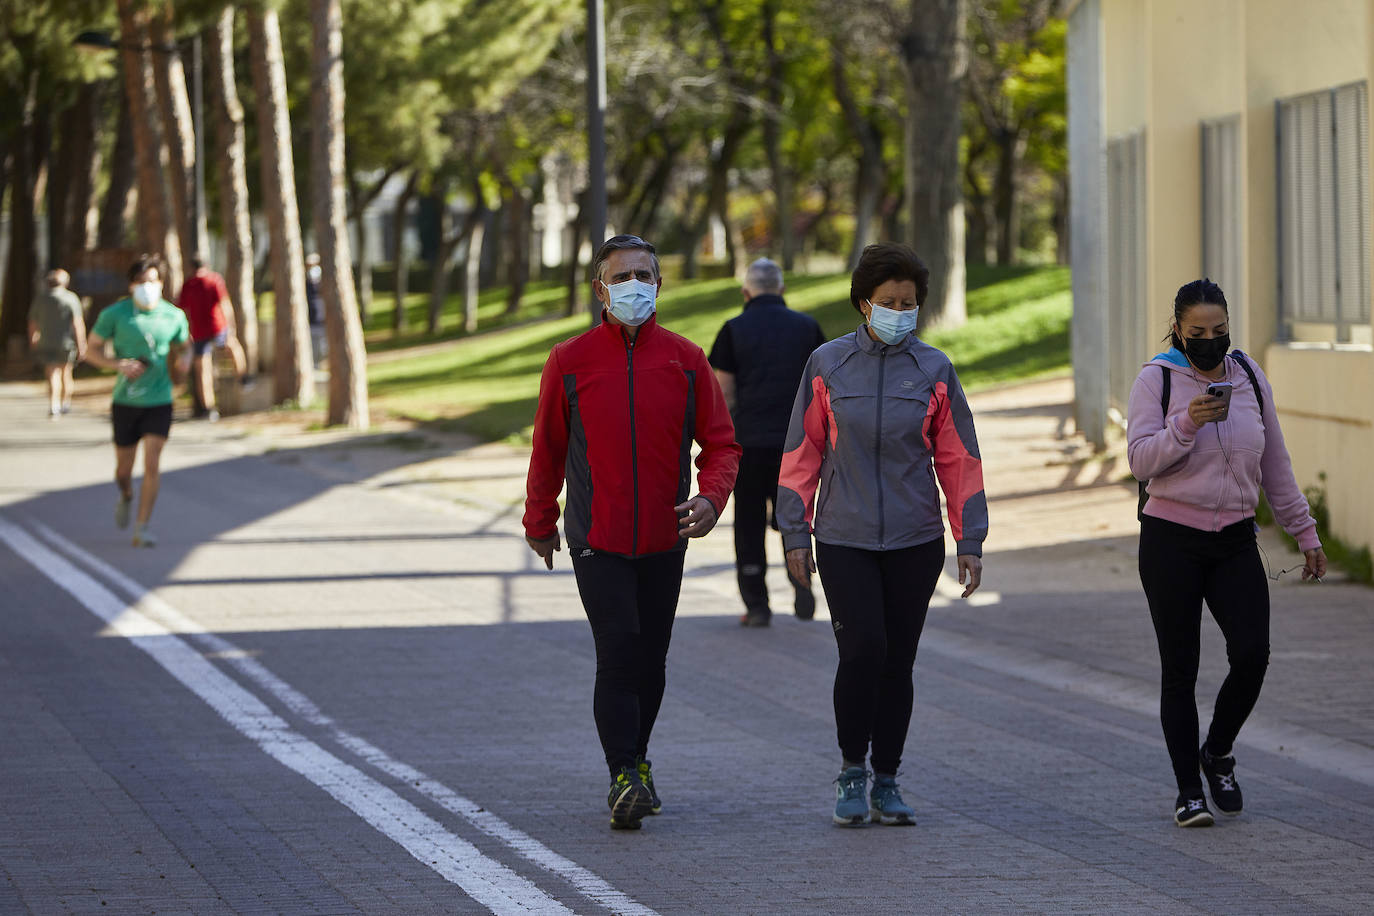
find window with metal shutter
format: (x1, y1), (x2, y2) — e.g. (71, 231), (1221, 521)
(1277, 82), (1369, 342)
(1202, 115), (1243, 338)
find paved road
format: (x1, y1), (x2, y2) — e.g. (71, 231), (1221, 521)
(2, 377), (1372, 915)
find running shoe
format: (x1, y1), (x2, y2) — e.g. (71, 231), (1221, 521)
(115, 494), (132, 530)
(833, 766), (870, 826)
(1200, 745), (1243, 815)
(739, 610), (771, 627)
(207, 408), (221, 423)
(636, 757), (662, 815)
(869, 773), (916, 825)
(131, 526), (157, 548)
(607, 767), (653, 830)
(1174, 794), (1214, 828)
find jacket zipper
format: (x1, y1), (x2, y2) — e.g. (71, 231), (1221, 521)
(876, 350), (886, 549)
(626, 332), (640, 556)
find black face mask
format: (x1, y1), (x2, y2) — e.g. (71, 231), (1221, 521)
(1182, 333), (1230, 371)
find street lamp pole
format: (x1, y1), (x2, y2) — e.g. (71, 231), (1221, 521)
(585, 0), (607, 325)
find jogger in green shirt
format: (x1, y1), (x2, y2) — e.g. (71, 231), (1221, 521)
(84, 254), (190, 548)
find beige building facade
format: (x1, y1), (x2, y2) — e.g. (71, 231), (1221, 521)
(1068, 0), (1374, 554)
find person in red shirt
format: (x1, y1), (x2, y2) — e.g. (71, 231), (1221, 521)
(524, 235), (741, 830)
(176, 257), (249, 421)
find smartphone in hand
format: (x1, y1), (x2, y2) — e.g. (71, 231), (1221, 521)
(1206, 381), (1233, 422)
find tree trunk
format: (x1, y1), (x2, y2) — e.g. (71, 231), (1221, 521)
(207, 8), (259, 372)
(248, 5), (314, 406)
(761, 0), (794, 270)
(0, 73), (45, 367)
(151, 7), (198, 271)
(392, 172), (417, 333)
(503, 187), (528, 316)
(683, 108), (752, 278)
(98, 92), (137, 249)
(427, 190), (450, 335)
(310, 0), (368, 428)
(564, 190), (584, 317)
(831, 44), (885, 270)
(464, 217), (486, 334)
(46, 103), (76, 271)
(992, 127), (1025, 266)
(347, 171), (370, 323)
(66, 81), (104, 257)
(898, 0), (967, 329)
(116, 0), (182, 295)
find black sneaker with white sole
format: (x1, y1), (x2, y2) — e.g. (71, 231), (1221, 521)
(1174, 794), (1214, 827)
(1200, 745), (1243, 815)
(607, 767), (654, 830)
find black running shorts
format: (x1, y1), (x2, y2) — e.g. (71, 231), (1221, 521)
(111, 403), (173, 447)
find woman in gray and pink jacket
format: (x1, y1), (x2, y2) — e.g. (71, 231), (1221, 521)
(1127, 278), (1326, 829)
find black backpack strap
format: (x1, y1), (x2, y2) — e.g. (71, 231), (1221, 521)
(1229, 351), (1263, 415)
(1138, 365), (1171, 521)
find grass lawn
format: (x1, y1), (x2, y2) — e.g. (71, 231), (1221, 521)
(365, 262), (1071, 444)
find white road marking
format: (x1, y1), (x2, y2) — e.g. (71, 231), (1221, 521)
(29, 518), (657, 916)
(0, 515), (576, 916)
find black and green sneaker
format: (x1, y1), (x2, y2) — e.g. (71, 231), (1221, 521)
(636, 757), (662, 815)
(608, 766), (654, 830)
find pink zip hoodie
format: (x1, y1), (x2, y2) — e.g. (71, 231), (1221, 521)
(1126, 347), (1320, 551)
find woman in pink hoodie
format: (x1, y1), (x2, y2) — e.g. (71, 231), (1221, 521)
(1127, 279), (1326, 828)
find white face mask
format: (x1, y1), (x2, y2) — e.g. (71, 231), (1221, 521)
(131, 282), (162, 310)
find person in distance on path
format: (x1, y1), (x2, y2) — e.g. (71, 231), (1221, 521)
(177, 256), (250, 422)
(1128, 278), (1326, 828)
(708, 258), (828, 628)
(523, 235), (741, 830)
(777, 243), (987, 827)
(28, 269), (87, 418)
(84, 254), (190, 548)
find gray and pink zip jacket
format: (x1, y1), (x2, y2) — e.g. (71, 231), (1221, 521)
(1126, 347), (1319, 550)
(776, 325), (988, 557)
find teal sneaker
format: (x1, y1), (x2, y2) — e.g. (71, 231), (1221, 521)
(636, 757), (662, 815)
(870, 773), (916, 825)
(833, 766), (870, 826)
(607, 766), (653, 830)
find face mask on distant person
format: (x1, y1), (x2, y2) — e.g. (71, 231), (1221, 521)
(604, 278), (658, 327)
(131, 282), (162, 310)
(1182, 332), (1230, 371)
(865, 301), (917, 345)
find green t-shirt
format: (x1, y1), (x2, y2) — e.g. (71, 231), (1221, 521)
(28, 288), (82, 352)
(92, 298), (189, 407)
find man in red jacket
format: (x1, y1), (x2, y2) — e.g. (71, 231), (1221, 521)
(524, 234), (741, 830)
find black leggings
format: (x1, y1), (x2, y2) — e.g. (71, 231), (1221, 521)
(1138, 516), (1270, 794)
(733, 446), (798, 614)
(570, 549), (685, 775)
(815, 538), (945, 774)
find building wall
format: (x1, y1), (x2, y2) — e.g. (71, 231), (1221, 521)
(1073, 0), (1374, 555)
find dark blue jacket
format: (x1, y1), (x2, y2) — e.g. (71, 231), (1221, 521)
(708, 294), (827, 449)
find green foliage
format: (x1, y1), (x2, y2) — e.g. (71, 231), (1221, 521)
(366, 264), (1072, 443)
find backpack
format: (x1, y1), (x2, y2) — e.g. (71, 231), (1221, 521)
(1136, 351), (1262, 521)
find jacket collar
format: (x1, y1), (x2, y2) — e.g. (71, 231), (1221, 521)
(853, 322), (913, 355)
(743, 293), (786, 311)
(599, 310), (660, 347)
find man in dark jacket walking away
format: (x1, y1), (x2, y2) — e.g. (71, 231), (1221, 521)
(524, 235), (741, 830)
(708, 258), (827, 627)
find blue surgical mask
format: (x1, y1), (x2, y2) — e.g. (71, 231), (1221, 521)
(865, 301), (917, 345)
(604, 278), (658, 327)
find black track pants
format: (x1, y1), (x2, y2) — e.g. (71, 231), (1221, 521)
(732, 446), (799, 615)
(570, 548), (685, 775)
(815, 538), (945, 774)
(1138, 516), (1270, 795)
